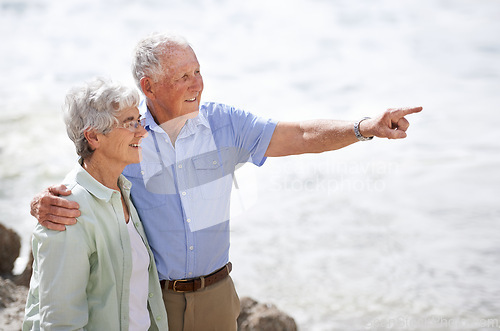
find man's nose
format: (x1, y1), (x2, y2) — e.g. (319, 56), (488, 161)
(190, 75), (203, 92)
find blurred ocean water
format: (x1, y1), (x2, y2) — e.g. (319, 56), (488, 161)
(1, 0), (499, 329)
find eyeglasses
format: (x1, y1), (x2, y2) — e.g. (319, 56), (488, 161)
(117, 118), (146, 132)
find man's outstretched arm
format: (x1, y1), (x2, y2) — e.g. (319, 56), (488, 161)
(30, 185), (80, 231)
(265, 107), (422, 157)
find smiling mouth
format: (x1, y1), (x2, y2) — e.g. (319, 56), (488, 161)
(186, 97), (197, 102)
(130, 144), (140, 148)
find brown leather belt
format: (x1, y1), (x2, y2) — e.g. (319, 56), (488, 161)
(160, 262), (232, 293)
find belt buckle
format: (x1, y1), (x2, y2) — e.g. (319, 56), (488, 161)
(172, 279), (190, 293)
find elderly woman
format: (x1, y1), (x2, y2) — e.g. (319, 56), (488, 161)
(23, 78), (168, 330)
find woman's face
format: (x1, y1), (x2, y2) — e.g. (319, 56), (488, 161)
(96, 106), (148, 167)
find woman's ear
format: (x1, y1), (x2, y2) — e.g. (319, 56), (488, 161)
(140, 77), (155, 99)
(84, 129), (100, 151)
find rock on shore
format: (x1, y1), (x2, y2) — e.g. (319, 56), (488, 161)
(238, 297), (298, 331)
(0, 223), (21, 276)
(0, 277), (27, 331)
(0, 223), (29, 331)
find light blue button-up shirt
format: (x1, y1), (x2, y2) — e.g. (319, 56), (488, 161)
(123, 102), (277, 281)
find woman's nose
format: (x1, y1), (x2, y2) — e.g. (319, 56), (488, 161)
(136, 125), (148, 138)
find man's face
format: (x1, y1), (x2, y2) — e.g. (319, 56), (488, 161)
(151, 45), (204, 122)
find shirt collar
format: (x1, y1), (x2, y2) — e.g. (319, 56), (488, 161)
(72, 159), (131, 202)
(140, 99), (211, 135)
(181, 110), (210, 137)
(140, 100), (161, 133)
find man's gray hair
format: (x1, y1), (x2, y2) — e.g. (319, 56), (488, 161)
(63, 77), (140, 159)
(131, 32), (191, 91)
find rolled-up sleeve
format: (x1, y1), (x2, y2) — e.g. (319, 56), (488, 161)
(203, 103), (277, 167)
(228, 107), (277, 166)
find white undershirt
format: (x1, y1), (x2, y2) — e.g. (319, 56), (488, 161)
(126, 218), (151, 331)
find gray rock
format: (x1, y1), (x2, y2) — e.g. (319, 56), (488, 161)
(238, 297), (298, 331)
(0, 223), (28, 330)
(0, 223), (21, 276)
(0, 276), (27, 330)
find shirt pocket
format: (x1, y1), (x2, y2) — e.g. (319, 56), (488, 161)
(126, 162), (174, 209)
(191, 149), (234, 200)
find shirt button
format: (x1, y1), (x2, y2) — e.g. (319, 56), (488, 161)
(181, 191), (187, 196)
(188, 272), (193, 276)
(135, 222), (140, 227)
(141, 171), (145, 175)
(186, 218), (191, 223)
(149, 293), (154, 298)
(189, 246), (194, 251)
(212, 160), (218, 165)
(178, 164), (183, 169)
(156, 316), (162, 321)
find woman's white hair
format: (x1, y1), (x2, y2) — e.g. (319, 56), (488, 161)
(131, 32), (191, 91)
(63, 77), (140, 159)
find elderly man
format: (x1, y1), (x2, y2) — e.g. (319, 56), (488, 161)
(31, 33), (422, 330)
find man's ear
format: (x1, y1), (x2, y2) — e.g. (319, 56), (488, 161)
(140, 77), (155, 99)
(84, 129), (100, 151)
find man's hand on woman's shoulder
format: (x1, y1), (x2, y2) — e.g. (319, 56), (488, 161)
(30, 184), (81, 231)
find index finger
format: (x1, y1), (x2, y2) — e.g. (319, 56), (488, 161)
(389, 106), (423, 117)
(42, 193), (80, 211)
(51, 196), (80, 210)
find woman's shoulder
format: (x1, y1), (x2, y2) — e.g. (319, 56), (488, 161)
(59, 181), (96, 218)
(60, 165), (107, 212)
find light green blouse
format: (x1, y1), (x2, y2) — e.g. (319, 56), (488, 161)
(23, 163), (168, 330)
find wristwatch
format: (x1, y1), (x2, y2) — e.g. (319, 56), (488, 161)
(354, 117), (374, 141)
